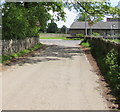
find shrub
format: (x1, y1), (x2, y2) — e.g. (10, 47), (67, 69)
(104, 49), (120, 94)
(92, 32), (100, 37)
(88, 38), (120, 101)
(76, 33), (84, 37)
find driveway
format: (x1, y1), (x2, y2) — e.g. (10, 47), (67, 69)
(2, 39), (108, 110)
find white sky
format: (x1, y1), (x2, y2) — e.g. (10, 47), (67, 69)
(56, 0), (120, 28)
(56, 8), (78, 28)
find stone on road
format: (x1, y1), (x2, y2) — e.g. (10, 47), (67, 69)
(2, 39), (108, 110)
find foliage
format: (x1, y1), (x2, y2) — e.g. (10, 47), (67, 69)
(69, 38), (82, 40)
(2, 2), (65, 40)
(47, 22), (58, 33)
(2, 3), (29, 39)
(2, 1), (120, 39)
(108, 39), (120, 43)
(104, 49), (120, 93)
(76, 33), (84, 37)
(60, 25), (67, 34)
(80, 42), (90, 48)
(67, 1), (120, 24)
(92, 32), (100, 37)
(1, 43), (43, 63)
(40, 36), (66, 39)
(88, 38), (120, 101)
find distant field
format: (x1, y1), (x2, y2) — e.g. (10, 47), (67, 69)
(39, 33), (60, 35)
(40, 36), (66, 39)
(40, 36), (83, 40)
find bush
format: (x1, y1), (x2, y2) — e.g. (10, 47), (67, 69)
(105, 49), (120, 94)
(76, 33), (84, 37)
(92, 32), (100, 37)
(88, 38), (120, 101)
(80, 42), (90, 48)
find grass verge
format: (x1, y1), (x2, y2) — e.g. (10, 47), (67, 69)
(40, 36), (83, 40)
(107, 39), (120, 43)
(80, 41), (90, 48)
(1, 43), (43, 63)
(40, 36), (66, 39)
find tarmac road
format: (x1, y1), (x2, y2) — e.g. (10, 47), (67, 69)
(2, 39), (108, 110)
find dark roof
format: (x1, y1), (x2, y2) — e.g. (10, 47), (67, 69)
(69, 21), (119, 30)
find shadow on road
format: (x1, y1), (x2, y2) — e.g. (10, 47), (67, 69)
(5, 44), (83, 66)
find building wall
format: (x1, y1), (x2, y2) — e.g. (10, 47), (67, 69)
(69, 29), (85, 36)
(69, 29), (118, 36)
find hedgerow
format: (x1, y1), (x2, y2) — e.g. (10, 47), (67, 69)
(87, 38), (120, 103)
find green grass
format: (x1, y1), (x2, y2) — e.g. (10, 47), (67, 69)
(1, 43), (43, 63)
(107, 39), (120, 43)
(40, 36), (83, 40)
(40, 36), (66, 39)
(80, 42), (90, 48)
(65, 38), (84, 40)
(39, 33), (61, 35)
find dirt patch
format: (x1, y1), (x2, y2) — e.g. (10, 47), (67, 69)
(80, 45), (119, 110)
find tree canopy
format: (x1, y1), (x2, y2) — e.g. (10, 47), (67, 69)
(67, 1), (120, 22)
(2, 1), (120, 40)
(47, 22), (58, 33)
(2, 2), (65, 39)
(60, 25), (67, 34)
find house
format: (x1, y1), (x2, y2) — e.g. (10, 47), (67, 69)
(69, 18), (120, 37)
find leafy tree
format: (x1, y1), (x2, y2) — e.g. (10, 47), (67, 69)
(2, 3), (29, 39)
(2, 2), (65, 40)
(60, 25), (67, 34)
(47, 22), (58, 33)
(2, 1), (120, 40)
(117, 1), (120, 8)
(67, 1), (120, 23)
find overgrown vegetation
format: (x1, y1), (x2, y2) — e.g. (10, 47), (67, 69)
(76, 33), (84, 37)
(107, 39), (120, 43)
(92, 32), (100, 37)
(1, 43), (43, 63)
(85, 38), (120, 104)
(47, 22), (58, 33)
(105, 49), (120, 94)
(80, 41), (90, 48)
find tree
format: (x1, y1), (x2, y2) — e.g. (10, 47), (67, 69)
(117, 1), (120, 8)
(2, 2), (65, 39)
(67, 1), (120, 22)
(68, 1), (120, 36)
(2, 1), (120, 40)
(60, 25), (67, 34)
(47, 22), (58, 33)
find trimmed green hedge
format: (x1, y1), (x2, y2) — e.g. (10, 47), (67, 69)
(87, 37), (120, 102)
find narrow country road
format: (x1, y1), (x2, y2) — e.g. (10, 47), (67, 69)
(2, 39), (108, 110)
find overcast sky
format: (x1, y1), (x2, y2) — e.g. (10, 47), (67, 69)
(56, 0), (120, 28)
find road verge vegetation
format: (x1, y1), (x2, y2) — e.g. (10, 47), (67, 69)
(40, 36), (83, 40)
(80, 37), (120, 107)
(1, 43), (43, 63)
(40, 36), (66, 40)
